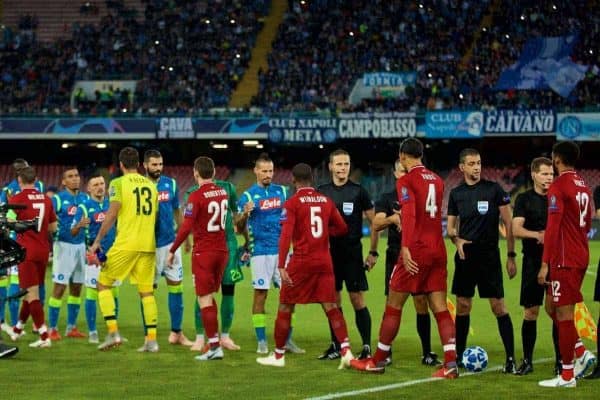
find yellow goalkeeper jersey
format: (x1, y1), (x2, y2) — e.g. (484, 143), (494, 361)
(108, 173), (158, 252)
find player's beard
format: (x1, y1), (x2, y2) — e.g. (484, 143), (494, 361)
(148, 170), (161, 180)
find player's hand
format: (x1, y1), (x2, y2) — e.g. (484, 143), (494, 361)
(388, 214), (401, 230)
(166, 252), (175, 268)
(537, 262), (549, 286)
(86, 251), (100, 266)
(536, 230), (545, 245)
(454, 237), (472, 260)
(88, 242), (100, 255)
(78, 217), (91, 228)
(364, 254), (378, 271)
(506, 257), (517, 279)
(279, 268), (293, 286)
(243, 201), (255, 215)
(183, 239), (192, 253)
(401, 247), (419, 275)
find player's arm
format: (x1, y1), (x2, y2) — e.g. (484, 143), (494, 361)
(70, 204), (90, 237)
(277, 203), (295, 286)
(512, 217), (543, 242)
(397, 179), (418, 274)
(540, 188), (563, 284)
(329, 205), (348, 237)
(499, 203), (517, 279)
(234, 191), (253, 232)
(89, 201), (120, 253)
(360, 185), (379, 267)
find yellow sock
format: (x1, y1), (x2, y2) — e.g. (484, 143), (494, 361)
(141, 295), (157, 341)
(98, 289), (118, 333)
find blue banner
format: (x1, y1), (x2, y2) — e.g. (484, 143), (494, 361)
(0, 118), (155, 138)
(362, 72), (417, 87)
(484, 109), (556, 135)
(424, 111), (483, 138)
(556, 113), (600, 141)
(495, 35), (588, 97)
(268, 118), (338, 143)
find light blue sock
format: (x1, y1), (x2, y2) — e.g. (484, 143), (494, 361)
(48, 297), (62, 329)
(66, 295), (81, 328)
(8, 283), (20, 326)
(85, 289), (98, 333)
(0, 282), (7, 323)
(168, 284), (184, 332)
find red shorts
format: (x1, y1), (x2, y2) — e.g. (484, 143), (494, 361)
(191, 251), (228, 296)
(389, 248), (447, 295)
(18, 258), (47, 289)
(280, 265), (336, 305)
(547, 266), (585, 306)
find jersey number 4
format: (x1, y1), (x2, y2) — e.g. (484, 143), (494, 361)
(425, 184), (438, 218)
(208, 199), (228, 232)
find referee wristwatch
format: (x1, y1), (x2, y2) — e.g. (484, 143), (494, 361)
(369, 250), (379, 257)
(507, 251), (517, 258)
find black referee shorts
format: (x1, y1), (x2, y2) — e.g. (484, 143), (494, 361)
(594, 258), (600, 302)
(451, 245), (504, 299)
(331, 241), (368, 293)
(519, 254), (545, 308)
(384, 247), (399, 296)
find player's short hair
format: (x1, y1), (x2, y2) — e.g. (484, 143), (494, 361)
(194, 156), (215, 179)
(87, 171), (104, 182)
(552, 141), (579, 167)
(62, 166), (79, 178)
(530, 157), (552, 173)
(329, 149), (349, 163)
(17, 166), (36, 184)
(119, 147), (140, 169)
(144, 149), (162, 162)
(12, 158), (29, 173)
(399, 138), (423, 158)
(255, 152), (272, 167)
(292, 163), (313, 184)
(459, 148), (480, 164)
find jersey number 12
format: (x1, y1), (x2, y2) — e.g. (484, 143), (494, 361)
(575, 191), (589, 228)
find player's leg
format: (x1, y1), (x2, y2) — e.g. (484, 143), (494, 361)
(586, 261), (600, 380)
(488, 297), (516, 373)
(65, 244), (86, 337)
(257, 303), (295, 367)
(48, 242), (72, 339)
(428, 290), (458, 378)
(451, 250), (476, 366)
(14, 261), (50, 348)
(250, 255), (270, 353)
(7, 267), (20, 328)
(160, 245), (191, 346)
(132, 252), (159, 352)
(84, 262), (101, 344)
(413, 294), (439, 365)
(191, 300), (205, 351)
(321, 302), (353, 368)
(319, 245), (345, 360)
(0, 275), (9, 334)
(381, 248), (396, 365)
(219, 240), (244, 350)
(346, 243), (371, 359)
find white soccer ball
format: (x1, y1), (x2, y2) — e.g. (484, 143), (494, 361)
(462, 346), (488, 372)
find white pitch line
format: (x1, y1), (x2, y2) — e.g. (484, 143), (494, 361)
(305, 358), (554, 400)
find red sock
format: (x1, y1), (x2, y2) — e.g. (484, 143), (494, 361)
(373, 306), (402, 364)
(200, 304), (219, 349)
(29, 300), (48, 341)
(274, 310), (291, 358)
(435, 310), (457, 365)
(326, 308), (350, 353)
(558, 319), (576, 381)
(574, 338), (585, 358)
(15, 300), (30, 332)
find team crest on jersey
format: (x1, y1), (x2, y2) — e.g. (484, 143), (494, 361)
(93, 212), (106, 223)
(343, 202), (354, 215)
(400, 187), (409, 201)
(67, 205), (78, 216)
(158, 191), (170, 202)
(184, 203), (193, 217)
(477, 201), (489, 215)
(109, 186), (116, 197)
(259, 197), (281, 210)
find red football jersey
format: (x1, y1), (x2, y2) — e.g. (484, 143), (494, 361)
(11, 188), (56, 260)
(542, 170), (592, 269)
(171, 182), (228, 253)
(278, 187), (347, 272)
(396, 165), (445, 250)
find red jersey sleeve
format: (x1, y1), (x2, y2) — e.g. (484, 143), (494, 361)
(170, 193), (196, 252)
(278, 199), (296, 268)
(542, 184), (563, 264)
(397, 175), (416, 248)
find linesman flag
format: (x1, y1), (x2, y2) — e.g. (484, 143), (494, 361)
(447, 297), (475, 336)
(574, 302), (597, 342)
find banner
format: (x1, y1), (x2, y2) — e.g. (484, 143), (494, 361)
(156, 117), (194, 139)
(424, 111), (483, 138)
(495, 35), (588, 97)
(267, 118), (337, 143)
(0, 118), (154, 139)
(556, 113), (600, 141)
(484, 109), (555, 135)
(349, 72), (417, 105)
(338, 112), (416, 139)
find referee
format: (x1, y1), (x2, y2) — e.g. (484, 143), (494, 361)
(512, 157), (560, 375)
(372, 159), (440, 367)
(318, 149), (378, 361)
(447, 148), (517, 373)
(587, 185), (600, 380)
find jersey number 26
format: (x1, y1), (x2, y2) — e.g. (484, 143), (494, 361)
(208, 199), (228, 232)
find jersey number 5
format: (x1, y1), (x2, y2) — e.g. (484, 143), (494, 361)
(133, 187), (153, 215)
(575, 192), (589, 228)
(425, 184), (438, 218)
(310, 206), (323, 238)
(207, 199), (228, 232)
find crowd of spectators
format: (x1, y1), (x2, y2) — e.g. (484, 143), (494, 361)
(0, 0), (599, 115)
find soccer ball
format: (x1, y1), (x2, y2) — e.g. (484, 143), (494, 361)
(462, 346), (488, 372)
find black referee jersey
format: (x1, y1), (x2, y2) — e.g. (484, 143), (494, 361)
(513, 189), (547, 257)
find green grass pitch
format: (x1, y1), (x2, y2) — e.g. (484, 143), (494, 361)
(4, 239), (599, 399)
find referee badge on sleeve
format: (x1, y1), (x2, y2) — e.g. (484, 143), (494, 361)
(477, 201), (489, 215)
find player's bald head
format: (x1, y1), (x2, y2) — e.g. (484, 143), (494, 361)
(292, 163), (313, 185)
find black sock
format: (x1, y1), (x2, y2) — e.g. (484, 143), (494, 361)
(497, 314), (515, 360)
(329, 307), (341, 347)
(416, 312), (431, 356)
(355, 307), (371, 347)
(521, 319), (537, 361)
(455, 314), (470, 360)
(552, 321), (561, 364)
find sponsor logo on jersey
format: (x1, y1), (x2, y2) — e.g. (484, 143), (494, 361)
(184, 203), (193, 217)
(158, 190), (170, 202)
(343, 202), (354, 215)
(477, 201), (489, 215)
(400, 186), (409, 201)
(93, 212), (106, 223)
(259, 197), (281, 210)
(67, 205), (78, 216)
